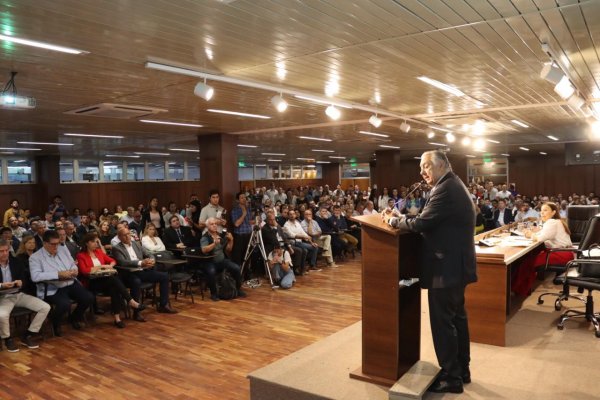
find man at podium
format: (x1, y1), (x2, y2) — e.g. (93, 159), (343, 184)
(390, 150), (477, 394)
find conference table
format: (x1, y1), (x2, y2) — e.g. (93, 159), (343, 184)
(468, 226), (544, 346)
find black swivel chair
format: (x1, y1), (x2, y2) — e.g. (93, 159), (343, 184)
(537, 215), (600, 310)
(567, 205), (599, 243)
(557, 253), (600, 338)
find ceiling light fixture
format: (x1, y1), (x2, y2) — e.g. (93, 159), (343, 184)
(106, 154), (140, 158)
(554, 76), (576, 99)
(540, 63), (564, 85)
(511, 120), (529, 128)
(501, 153), (510, 157)
(519, 147), (530, 151)
(311, 149), (335, 153)
(399, 121), (411, 133)
(417, 76), (465, 97)
(0, 34), (88, 54)
(487, 139), (500, 144)
(207, 109), (271, 119)
(379, 145), (400, 149)
(328, 156), (346, 159)
(262, 152), (286, 156)
(540, 152), (548, 155)
(591, 120), (600, 138)
(298, 136), (332, 142)
(297, 157), (315, 161)
(445, 132), (456, 143)
(359, 130), (389, 138)
(140, 119), (203, 128)
(133, 152), (170, 156)
(267, 159), (282, 162)
(237, 144), (258, 148)
(316, 161), (331, 164)
(473, 139), (486, 150)
(546, 135), (559, 141)
(194, 78), (214, 101)
(17, 141), (73, 146)
(168, 148), (200, 153)
(466, 155), (476, 158)
(271, 94), (288, 112)
(427, 131), (435, 139)
(368, 114), (382, 128)
(325, 105), (341, 120)
(0, 147), (41, 151)
(429, 142), (446, 147)
(461, 137), (471, 146)
(472, 120), (486, 136)
(63, 133), (125, 139)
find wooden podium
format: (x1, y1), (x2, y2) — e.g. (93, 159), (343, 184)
(349, 214), (422, 387)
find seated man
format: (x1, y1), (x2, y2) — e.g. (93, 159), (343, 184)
(76, 214), (94, 238)
(0, 239), (51, 351)
(56, 227), (79, 261)
(301, 209), (337, 268)
(8, 217), (27, 242)
(331, 205), (358, 254)
(268, 244), (295, 289)
(163, 215), (197, 250)
(315, 207), (344, 259)
(200, 217), (246, 301)
(283, 210), (319, 273)
(262, 211), (306, 275)
(493, 199), (514, 227)
(29, 230), (94, 336)
(111, 227), (177, 319)
(32, 221), (46, 251)
(0, 227), (19, 256)
(128, 211), (143, 239)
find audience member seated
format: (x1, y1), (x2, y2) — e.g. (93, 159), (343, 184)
(199, 190), (227, 233)
(48, 195), (67, 221)
(331, 205), (359, 254)
(511, 202), (574, 296)
(41, 212), (55, 230)
(7, 217), (26, 243)
(141, 224), (167, 253)
(98, 207), (112, 225)
(268, 244), (295, 289)
(3, 199), (24, 228)
(0, 239), (51, 351)
(0, 227), (19, 257)
(111, 227), (177, 317)
(56, 227), (79, 261)
(163, 215), (196, 250)
(515, 201), (540, 222)
(493, 199), (514, 227)
(76, 233), (146, 328)
(283, 210), (319, 273)
(163, 201), (187, 228)
(301, 209), (337, 268)
(315, 207), (344, 259)
(97, 221), (114, 253)
(262, 212), (306, 275)
(120, 206), (135, 224)
(128, 211), (144, 239)
(68, 208), (81, 226)
(200, 217), (246, 301)
(76, 214), (95, 238)
(29, 230), (94, 336)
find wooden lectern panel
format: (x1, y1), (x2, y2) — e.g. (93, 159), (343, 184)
(350, 214), (421, 386)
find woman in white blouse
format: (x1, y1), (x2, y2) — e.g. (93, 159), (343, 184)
(512, 202), (573, 296)
(141, 224), (166, 253)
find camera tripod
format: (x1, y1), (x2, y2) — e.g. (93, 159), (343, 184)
(240, 226), (277, 289)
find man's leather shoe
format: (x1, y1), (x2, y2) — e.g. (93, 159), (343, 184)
(428, 378), (463, 394)
(132, 312), (146, 322)
(52, 325), (63, 337)
(71, 321), (82, 330)
(462, 369), (471, 384)
(157, 305), (178, 314)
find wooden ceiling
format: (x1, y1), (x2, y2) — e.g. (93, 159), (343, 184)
(1, 0), (599, 165)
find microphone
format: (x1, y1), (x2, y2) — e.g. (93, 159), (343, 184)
(392, 180), (425, 208)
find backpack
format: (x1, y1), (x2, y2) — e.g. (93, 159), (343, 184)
(216, 270), (238, 300)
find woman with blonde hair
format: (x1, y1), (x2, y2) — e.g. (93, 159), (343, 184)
(141, 223), (166, 253)
(511, 202), (573, 296)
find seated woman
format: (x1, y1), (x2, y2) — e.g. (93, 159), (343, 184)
(76, 233), (145, 328)
(474, 205), (485, 234)
(141, 224), (166, 253)
(511, 202), (573, 296)
(98, 221), (114, 253)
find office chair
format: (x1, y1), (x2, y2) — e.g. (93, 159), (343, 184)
(567, 205), (599, 243)
(557, 254), (600, 338)
(537, 215), (600, 310)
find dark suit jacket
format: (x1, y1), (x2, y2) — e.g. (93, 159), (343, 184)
(2, 255), (34, 295)
(400, 171), (477, 289)
(76, 224), (94, 238)
(261, 224), (290, 254)
(493, 208), (514, 227)
(111, 241), (154, 270)
(34, 234), (43, 251)
(162, 226), (197, 248)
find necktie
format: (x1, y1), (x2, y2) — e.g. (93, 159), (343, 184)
(176, 229), (183, 243)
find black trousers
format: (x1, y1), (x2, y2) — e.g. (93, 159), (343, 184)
(232, 233), (251, 266)
(204, 259), (242, 295)
(46, 281), (94, 327)
(89, 275), (132, 315)
(427, 285), (471, 381)
(120, 269), (170, 308)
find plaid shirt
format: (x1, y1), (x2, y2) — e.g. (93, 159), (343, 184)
(231, 205), (253, 235)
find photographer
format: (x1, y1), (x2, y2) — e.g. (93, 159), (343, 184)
(231, 192), (255, 265)
(268, 244), (295, 289)
(262, 212), (307, 276)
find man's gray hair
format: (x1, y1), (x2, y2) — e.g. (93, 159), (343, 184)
(423, 150), (452, 171)
(205, 217), (217, 225)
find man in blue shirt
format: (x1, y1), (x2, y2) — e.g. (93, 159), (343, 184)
(230, 192), (255, 266)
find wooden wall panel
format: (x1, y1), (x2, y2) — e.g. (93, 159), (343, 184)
(341, 179), (370, 192)
(253, 179), (324, 190)
(0, 185), (37, 215)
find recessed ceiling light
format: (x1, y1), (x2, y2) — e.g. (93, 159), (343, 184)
(546, 135), (559, 141)
(267, 159), (282, 162)
(501, 153), (510, 157)
(298, 136), (332, 142)
(427, 131), (436, 139)
(12, 160), (26, 163)
(255, 164), (266, 167)
(413, 157), (421, 160)
(539, 152), (547, 155)
(237, 144), (258, 148)
(328, 156), (346, 159)
(0, 152), (15, 154)
(262, 152), (285, 156)
(446, 133), (456, 143)
(417, 76), (465, 97)
(316, 161), (331, 164)
(461, 137), (471, 146)
(207, 109), (271, 119)
(297, 157), (315, 161)
(429, 142), (446, 147)
(379, 144), (400, 149)
(168, 148), (200, 153)
(466, 155), (476, 158)
(487, 139), (500, 144)
(511, 119), (529, 128)
(106, 154), (140, 158)
(140, 119), (204, 128)
(312, 149), (335, 153)
(305, 164), (316, 168)
(325, 105), (341, 120)
(0, 34), (88, 54)
(0, 147), (41, 151)
(63, 133), (125, 139)
(134, 152), (170, 156)
(519, 147), (530, 151)
(17, 141), (73, 146)
(359, 130), (389, 138)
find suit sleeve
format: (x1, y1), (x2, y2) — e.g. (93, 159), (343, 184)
(402, 186), (451, 233)
(112, 246), (140, 268)
(76, 253), (93, 276)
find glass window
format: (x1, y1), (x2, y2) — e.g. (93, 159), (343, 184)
(291, 165), (302, 179)
(187, 162), (200, 180)
(103, 161), (123, 181)
(7, 159), (33, 183)
(268, 165), (281, 179)
(78, 160), (99, 182)
(148, 162), (165, 180)
(255, 165), (267, 180)
(342, 163), (370, 178)
(127, 163), (145, 181)
(280, 166), (291, 179)
(59, 160), (74, 182)
(168, 162), (184, 180)
(238, 166), (254, 181)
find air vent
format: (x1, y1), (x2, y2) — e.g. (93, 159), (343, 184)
(64, 103), (167, 119)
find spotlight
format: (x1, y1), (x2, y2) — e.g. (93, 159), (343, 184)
(567, 94), (585, 109)
(445, 132), (455, 143)
(540, 63), (564, 85)
(271, 94), (288, 112)
(554, 76), (575, 99)
(325, 105), (341, 120)
(592, 120), (600, 139)
(426, 131), (435, 139)
(473, 138), (485, 150)
(400, 121), (411, 133)
(194, 79), (214, 101)
(461, 137), (471, 146)
(368, 114), (382, 128)
(472, 120), (485, 136)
